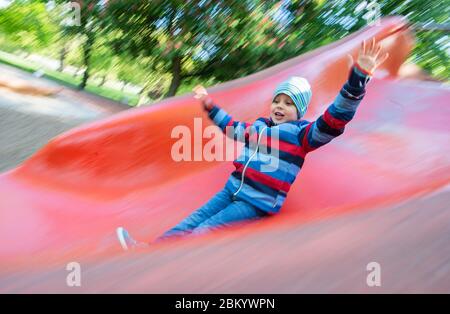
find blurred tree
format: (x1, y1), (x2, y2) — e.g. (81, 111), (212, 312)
(379, 0), (449, 80)
(0, 1), (58, 54)
(290, 0), (449, 80)
(89, 38), (114, 86)
(45, 1), (76, 72)
(52, 0), (111, 89)
(0, 0), (447, 100)
(105, 0), (300, 97)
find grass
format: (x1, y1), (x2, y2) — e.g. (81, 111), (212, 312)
(86, 85), (139, 105)
(0, 50), (139, 106)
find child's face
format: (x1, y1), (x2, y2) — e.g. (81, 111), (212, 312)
(270, 93), (299, 124)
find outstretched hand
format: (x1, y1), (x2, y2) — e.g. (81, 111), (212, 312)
(193, 84), (213, 110)
(350, 38), (389, 75)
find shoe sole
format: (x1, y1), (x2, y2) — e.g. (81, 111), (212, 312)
(116, 227), (129, 251)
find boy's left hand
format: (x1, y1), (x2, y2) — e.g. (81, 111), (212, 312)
(193, 84), (214, 110)
(193, 85), (208, 99)
(350, 38), (389, 75)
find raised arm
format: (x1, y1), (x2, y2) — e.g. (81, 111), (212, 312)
(299, 38), (389, 154)
(193, 85), (252, 142)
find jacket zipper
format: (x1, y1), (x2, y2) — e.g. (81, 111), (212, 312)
(233, 126), (268, 198)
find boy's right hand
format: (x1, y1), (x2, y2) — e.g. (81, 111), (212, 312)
(193, 85), (213, 110)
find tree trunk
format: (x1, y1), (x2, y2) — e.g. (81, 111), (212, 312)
(165, 55), (182, 97)
(58, 46), (67, 72)
(98, 75), (106, 87)
(79, 32), (95, 90)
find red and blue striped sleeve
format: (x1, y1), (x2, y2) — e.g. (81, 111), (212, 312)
(206, 103), (252, 142)
(299, 65), (371, 154)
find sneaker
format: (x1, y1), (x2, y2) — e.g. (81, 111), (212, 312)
(116, 227), (137, 250)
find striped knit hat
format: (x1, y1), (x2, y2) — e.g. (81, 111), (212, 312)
(273, 76), (312, 118)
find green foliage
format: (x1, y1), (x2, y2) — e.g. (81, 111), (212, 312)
(0, 1), (59, 52)
(0, 0), (447, 104)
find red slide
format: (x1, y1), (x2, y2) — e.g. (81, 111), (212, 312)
(0, 17), (449, 293)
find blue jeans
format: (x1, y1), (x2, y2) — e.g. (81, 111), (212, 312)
(158, 187), (267, 240)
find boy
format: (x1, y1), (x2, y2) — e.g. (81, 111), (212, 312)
(117, 38), (388, 250)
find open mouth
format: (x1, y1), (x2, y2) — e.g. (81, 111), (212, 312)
(274, 111), (285, 118)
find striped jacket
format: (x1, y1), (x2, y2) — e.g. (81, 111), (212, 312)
(206, 66), (370, 213)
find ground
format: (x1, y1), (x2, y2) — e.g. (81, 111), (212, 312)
(0, 63), (128, 172)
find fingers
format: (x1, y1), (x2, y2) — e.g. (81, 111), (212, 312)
(193, 85), (208, 99)
(365, 37), (375, 55)
(356, 37), (388, 73)
(360, 40), (366, 55)
(374, 44), (382, 59)
(370, 37), (376, 54)
(347, 54), (354, 67)
(362, 38), (384, 57)
(193, 84), (205, 92)
(193, 84), (205, 94)
(376, 52), (389, 67)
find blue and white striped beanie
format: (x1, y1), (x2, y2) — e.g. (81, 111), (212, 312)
(273, 76), (312, 118)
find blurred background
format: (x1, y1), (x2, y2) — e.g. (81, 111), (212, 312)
(0, 0), (448, 107)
